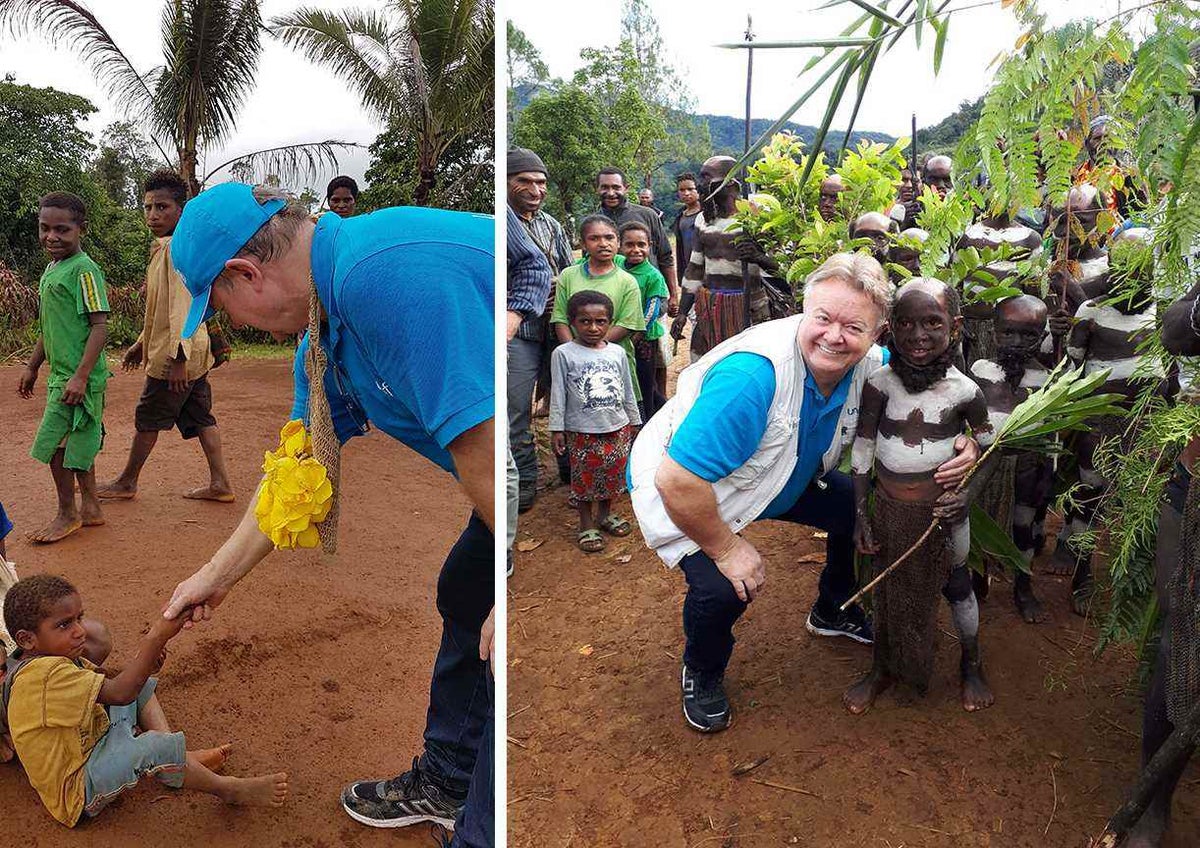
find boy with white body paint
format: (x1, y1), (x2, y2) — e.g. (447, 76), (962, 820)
(846, 278), (998, 715)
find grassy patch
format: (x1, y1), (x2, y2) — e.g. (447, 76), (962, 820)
(230, 342), (297, 360)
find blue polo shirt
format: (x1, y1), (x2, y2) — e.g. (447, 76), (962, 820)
(290, 208), (494, 474)
(666, 352), (856, 519)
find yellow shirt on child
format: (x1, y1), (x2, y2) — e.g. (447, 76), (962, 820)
(8, 655), (107, 826)
(138, 236), (213, 380)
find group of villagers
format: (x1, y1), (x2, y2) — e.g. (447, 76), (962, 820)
(510, 109), (1197, 845)
(2, 172), (497, 848)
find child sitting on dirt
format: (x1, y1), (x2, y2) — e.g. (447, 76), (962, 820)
(968, 295), (1055, 624)
(619, 221), (669, 421)
(846, 278), (998, 715)
(2, 574), (287, 826)
(550, 291), (642, 553)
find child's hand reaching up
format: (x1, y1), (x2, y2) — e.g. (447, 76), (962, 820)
(932, 489), (970, 524)
(552, 432), (566, 456)
(150, 606), (192, 642)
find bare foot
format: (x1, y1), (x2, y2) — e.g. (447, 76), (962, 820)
(96, 480), (137, 500)
(1014, 583), (1047, 624)
(222, 772), (288, 807)
(1071, 576), (1094, 618)
(961, 669), (995, 712)
(28, 513), (81, 544)
(192, 744), (234, 773)
(183, 485), (235, 503)
(80, 500), (104, 528)
(843, 668), (891, 715)
(1046, 546), (1078, 577)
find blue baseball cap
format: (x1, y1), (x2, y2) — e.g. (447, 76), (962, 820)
(172, 183), (287, 338)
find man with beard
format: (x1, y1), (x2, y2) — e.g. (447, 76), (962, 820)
(1053, 227), (1165, 613)
(956, 213), (1044, 366)
(595, 168), (679, 316)
(922, 155), (954, 201)
(847, 278), (997, 716)
(507, 148), (574, 512)
(670, 156), (776, 360)
(849, 212), (895, 265)
(889, 167), (922, 230)
(887, 227), (928, 281)
(969, 295), (1054, 623)
(817, 174), (847, 222)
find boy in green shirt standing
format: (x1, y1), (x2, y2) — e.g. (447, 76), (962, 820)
(17, 193), (110, 544)
(618, 221), (670, 420)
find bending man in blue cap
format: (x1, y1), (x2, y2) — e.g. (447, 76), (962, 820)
(162, 182), (495, 847)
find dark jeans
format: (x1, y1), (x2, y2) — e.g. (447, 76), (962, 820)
(635, 339), (665, 423)
(416, 512), (494, 847)
(679, 470), (857, 682)
(507, 337), (542, 493)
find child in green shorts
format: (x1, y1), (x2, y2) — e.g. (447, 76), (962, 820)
(17, 193), (111, 544)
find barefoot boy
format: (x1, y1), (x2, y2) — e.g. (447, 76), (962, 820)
(97, 170), (234, 503)
(17, 193), (109, 544)
(969, 295), (1054, 622)
(847, 278), (997, 714)
(2, 574), (287, 826)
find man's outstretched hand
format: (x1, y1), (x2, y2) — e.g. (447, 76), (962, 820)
(163, 564), (231, 627)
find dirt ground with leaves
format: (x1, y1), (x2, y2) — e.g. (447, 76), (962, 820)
(0, 356), (467, 847)
(507, 342), (1200, 848)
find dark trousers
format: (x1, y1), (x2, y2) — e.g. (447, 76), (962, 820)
(635, 339), (665, 423)
(417, 512), (494, 847)
(507, 337), (542, 493)
(679, 470), (857, 682)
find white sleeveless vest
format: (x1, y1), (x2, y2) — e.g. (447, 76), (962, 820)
(629, 314), (884, 567)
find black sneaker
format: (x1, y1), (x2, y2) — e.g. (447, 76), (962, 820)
(806, 604), (873, 644)
(681, 664), (731, 732)
(341, 757), (464, 829)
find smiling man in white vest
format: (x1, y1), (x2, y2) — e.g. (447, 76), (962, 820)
(629, 252), (980, 732)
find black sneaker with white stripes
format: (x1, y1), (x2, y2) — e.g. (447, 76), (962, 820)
(341, 757), (465, 829)
(805, 603), (873, 644)
(681, 664), (731, 732)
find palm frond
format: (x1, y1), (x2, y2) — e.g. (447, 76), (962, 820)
(0, 0), (161, 143)
(270, 6), (401, 123)
(153, 0), (263, 151)
(201, 140), (362, 189)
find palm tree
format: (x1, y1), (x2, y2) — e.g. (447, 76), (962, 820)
(271, 0), (493, 205)
(0, 0), (356, 195)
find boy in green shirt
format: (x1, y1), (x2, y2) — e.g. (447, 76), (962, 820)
(619, 221), (670, 420)
(17, 193), (111, 544)
(551, 215), (646, 402)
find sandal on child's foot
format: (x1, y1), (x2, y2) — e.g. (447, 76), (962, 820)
(598, 515), (632, 537)
(578, 529), (605, 553)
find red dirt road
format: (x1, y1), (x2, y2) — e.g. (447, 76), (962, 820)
(508, 356), (1199, 848)
(1, 356), (471, 847)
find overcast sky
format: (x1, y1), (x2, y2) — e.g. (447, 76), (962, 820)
(0, 0), (383, 194)
(508, 0), (1157, 140)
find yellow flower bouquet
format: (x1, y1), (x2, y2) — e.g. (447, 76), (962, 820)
(254, 420), (334, 549)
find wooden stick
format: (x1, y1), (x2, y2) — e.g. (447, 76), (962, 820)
(1091, 699), (1200, 847)
(841, 519), (938, 611)
(1044, 762), (1058, 835)
(750, 777), (820, 798)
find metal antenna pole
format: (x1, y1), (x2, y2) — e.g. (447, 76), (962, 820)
(742, 13), (755, 328)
